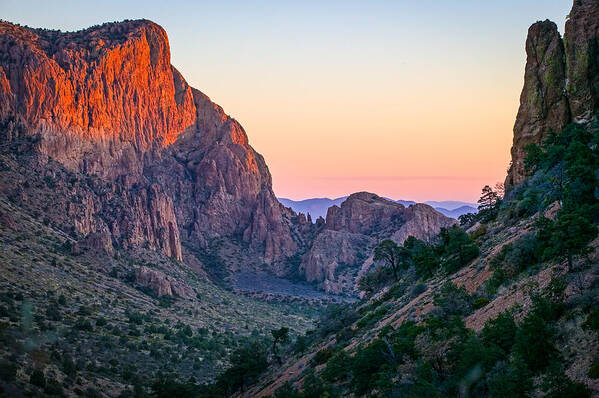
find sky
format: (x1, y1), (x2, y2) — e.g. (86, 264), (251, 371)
(1, 0), (572, 202)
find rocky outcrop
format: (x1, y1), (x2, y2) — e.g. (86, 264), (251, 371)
(0, 142), (183, 261)
(506, 0), (599, 186)
(300, 230), (375, 294)
(565, 0), (599, 123)
(134, 266), (195, 298)
(391, 203), (458, 243)
(300, 193), (456, 294)
(325, 192), (405, 236)
(506, 20), (569, 186)
(0, 19), (296, 268)
(0, 20), (195, 177)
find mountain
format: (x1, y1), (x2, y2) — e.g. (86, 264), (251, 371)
(0, 18), (463, 396)
(0, 19), (298, 276)
(280, 197), (477, 220)
(433, 205), (478, 219)
(299, 192), (456, 294)
(422, 200), (478, 211)
(3, 1), (598, 395)
(506, 0), (599, 187)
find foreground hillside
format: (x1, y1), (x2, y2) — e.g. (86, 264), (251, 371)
(0, 193), (323, 396)
(232, 120), (599, 398)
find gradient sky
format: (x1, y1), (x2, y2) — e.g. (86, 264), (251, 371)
(2, 0), (572, 202)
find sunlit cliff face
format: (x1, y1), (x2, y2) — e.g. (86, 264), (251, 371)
(0, 20), (196, 149)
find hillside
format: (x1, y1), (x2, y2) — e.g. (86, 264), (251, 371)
(205, 1), (598, 396)
(0, 194), (323, 396)
(235, 115), (599, 398)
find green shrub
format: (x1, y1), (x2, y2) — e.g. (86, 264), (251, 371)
(30, 368), (46, 388)
(410, 283), (427, 297)
(472, 297), (490, 309)
(481, 312), (516, 354)
(0, 359), (17, 382)
(311, 347), (334, 365)
(273, 382), (303, 398)
(514, 312), (557, 373)
(470, 225), (487, 240)
(582, 308), (599, 331)
(486, 357), (533, 398)
(45, 302), (61, 321)
(485, 268), (507, 294)
(74, 317), (93, 331)
(322, 350), (351, 382)
(433, 282), (473, 318)
(438, 226), (480, 274)
(541, 362), (592, 398)
(350, 339), (390, 395)
(588, 362), (599, 379)
(62, 354), (77, 377)
(44, 379), (64, 396)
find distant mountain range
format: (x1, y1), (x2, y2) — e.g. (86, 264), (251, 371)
(278, 196), (478, 220)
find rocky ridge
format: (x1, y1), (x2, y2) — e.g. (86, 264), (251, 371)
(299, 192), (456, 294)
(506, 0), (599, 186)
(0, 19), (295, 273)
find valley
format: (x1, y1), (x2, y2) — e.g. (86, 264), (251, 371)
(0, 0), (598, 397)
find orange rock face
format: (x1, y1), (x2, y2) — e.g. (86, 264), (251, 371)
(0, 19), (196, 163)
(0, 19), (297, 267)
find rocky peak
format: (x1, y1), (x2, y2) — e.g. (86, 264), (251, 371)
(0, 20), (196, 172)
(506, 0), (599, 186)
(301, 192), (456, 294)
(0, 19), (296, 268)
(325, 192), (405, 235)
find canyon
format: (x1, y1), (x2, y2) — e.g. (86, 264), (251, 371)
(0, 18), (453, 296)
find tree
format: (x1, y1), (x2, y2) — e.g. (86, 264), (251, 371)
(294, 334), (309, 354)
(216, 341), (268, 393)
(487, 357), (533, 398)
(458, 213), (476, 226)
(151, 373), (197, 398)
(513, 312), (557, 373)
(404, 236), (440, 279)
(545, 208), (597, 268)
(481, 312), (517, 354)
(357, 266), (393, 294)
(271, 327), (290, 365)
(30, 368), (46, 388)
(541, 361), (592, 398)
(494, 182), (505, 199)
(438, 226), (479, 274)
(478, 185), (499, 211)
(373, 239), (408, 281)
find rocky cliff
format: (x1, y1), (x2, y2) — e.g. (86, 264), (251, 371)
(506, 0), (599, 186)
(0, 19), (296, 268)
(300, 192), (456, 294)
(0, 20), (196, 177)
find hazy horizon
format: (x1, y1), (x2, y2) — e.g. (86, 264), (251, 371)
(1, 0), (571, 202)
